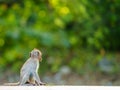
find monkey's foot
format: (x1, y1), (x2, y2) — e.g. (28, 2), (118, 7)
(39, 82), (46, 85)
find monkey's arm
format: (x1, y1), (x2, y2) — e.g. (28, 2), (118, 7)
(34, 72), (46, 85)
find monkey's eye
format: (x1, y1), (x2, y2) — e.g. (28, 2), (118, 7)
(36, 51), (40, 56)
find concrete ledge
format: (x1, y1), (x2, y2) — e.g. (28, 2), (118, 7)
(0, 86), (119, 90)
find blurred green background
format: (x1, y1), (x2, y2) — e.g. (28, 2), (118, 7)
(0, 0), (120, 85)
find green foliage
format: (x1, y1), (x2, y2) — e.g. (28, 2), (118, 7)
(0, 0), (120, 75)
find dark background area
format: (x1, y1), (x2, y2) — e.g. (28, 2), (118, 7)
(0, 0), (120, 85)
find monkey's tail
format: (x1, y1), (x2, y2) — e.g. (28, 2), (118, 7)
(3, 82), (19, 86)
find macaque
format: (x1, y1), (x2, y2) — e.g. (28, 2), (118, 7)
(4, 48), (45, 86)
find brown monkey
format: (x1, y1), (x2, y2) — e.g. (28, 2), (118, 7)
(4, 48), (45, 86)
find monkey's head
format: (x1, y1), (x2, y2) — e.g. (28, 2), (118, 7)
(30, 48), (42, 61)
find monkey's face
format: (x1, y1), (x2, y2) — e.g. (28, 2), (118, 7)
(30, 48), (42, 61)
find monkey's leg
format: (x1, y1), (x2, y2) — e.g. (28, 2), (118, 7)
(19, 73), (29, 85)
(28, 73), (36, 86)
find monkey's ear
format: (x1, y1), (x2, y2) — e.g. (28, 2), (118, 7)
(34, 48), (37, 50)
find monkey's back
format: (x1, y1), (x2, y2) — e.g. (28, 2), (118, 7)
(20, 58), (39, 80)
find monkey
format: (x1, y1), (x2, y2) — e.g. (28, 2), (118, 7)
(4, 48), (46, 86)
